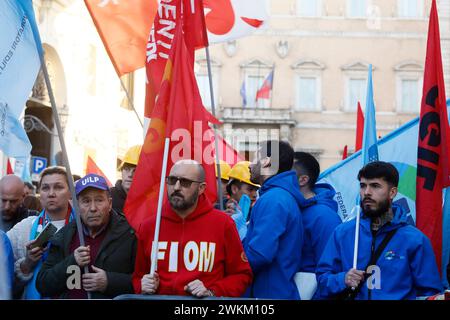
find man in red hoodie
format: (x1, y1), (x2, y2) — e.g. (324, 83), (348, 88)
(132, 160), (253, 297)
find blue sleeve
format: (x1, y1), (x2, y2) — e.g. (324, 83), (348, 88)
(315, 229), (347, 299)
(1, 232), (14, 296)
(243, 196), (290, 273)
(411, 235), (443, 297)
(312, 208), (342, 267)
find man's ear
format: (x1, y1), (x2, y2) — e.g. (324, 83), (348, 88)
(298, 175), (310, 188)
(389, 186), (398, 200)
(198, 182), (207, 195)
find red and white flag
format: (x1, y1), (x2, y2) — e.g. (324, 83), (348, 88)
(204, 0), (269, 43)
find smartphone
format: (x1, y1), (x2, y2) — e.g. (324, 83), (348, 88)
(30, 223), (57, 249)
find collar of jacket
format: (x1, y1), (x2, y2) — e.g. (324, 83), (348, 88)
(62, 211), (133, 256)
(359, 204), (407, 235)
(162, 193), (213, 223)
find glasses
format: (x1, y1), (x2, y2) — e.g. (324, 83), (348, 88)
(166, 176), (203, 188)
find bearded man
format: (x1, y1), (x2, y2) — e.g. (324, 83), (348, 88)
(315, 161), (443, 300)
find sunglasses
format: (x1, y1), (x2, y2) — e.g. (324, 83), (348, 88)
(166, 176), (203, 188)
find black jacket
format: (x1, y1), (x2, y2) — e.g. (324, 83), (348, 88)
(36, 211), (137, 299)
(110, 180), (127, 214)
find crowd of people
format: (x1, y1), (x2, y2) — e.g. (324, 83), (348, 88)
(0, 141), (448, 300)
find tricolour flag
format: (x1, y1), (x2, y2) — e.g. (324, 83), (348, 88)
(6, 159), (14, 175)
(0, 0), (41, 159)
(255, 70), (274, 101)
(84, 0), (158, 76)
(124, 22), (219, 233)
(415, 0), (450, 274)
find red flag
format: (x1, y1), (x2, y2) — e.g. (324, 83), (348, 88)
(342, 145), (348, 160)
(356, 101), (364, 151)
(211, 134), (244, 167)
(416, 0), (450, 274)
(6, 158), (14, 174)
(85, 156), (113, 187)
(84, 0), (158, 76)
(125, 22), (219, 233)
(144, 0), (208, 120)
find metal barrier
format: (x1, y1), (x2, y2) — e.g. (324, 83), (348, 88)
(113, 294), (258, 301)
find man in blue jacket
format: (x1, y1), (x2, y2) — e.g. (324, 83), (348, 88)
(316, 161), (443, 300)
(244, 140), (304, 299)
(294, 152), (342, 274)
(1, 230), (14, 299)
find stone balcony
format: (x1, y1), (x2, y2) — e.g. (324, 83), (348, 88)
(220, 107), (297, 126)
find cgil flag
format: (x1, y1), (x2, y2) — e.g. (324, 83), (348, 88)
(0, 0), (42, 159)
(415, 0), (450, 275)
(84, 0), (158, 76)
(124, 22), (219, 233)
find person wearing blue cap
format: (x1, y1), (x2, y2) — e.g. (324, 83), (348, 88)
(36, 173), (137, 299)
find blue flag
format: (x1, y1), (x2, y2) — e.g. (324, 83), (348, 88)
(0, 0), (42, 158)
(362, 64), (379, 164)
(240, 80), (247, 107)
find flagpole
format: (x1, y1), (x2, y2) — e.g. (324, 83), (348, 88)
(205, 46), (225, 211)
(119, 77), (144, 128)
(150, 137), (170, 276)
(39, 59), (92, 299)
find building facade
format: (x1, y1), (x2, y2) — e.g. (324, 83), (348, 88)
(198, 0), (450, 169)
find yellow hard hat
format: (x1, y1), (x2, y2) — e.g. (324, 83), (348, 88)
(118, 145), (142, 171)
(215, 160), (232, 181)
(227, 161), (260, 188)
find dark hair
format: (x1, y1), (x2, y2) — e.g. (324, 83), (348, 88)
(22, 195), (43, 212)
(357, 161), (399, 187)
(39, 166), (69, 189)
(259, 140), (294, 175)
(226, 180), (243, 197)
(293, 152), (320, 188)
(72, 174), (82, 182)
(24, 181), (35, 191)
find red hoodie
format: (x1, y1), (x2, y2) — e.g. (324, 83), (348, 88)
(132, 194), (253, 297)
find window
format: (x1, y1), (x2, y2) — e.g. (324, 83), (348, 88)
(246, 75), (265, 108)
(195, 74), (218, 109)
(394, 61), (423, 114)
(400, 79), (420, 112)
(296, 76), (320, 111)
(194, 58), (221, 109)
(347, 78), (366, 111)
(297, 0), (320, 17)
(398, 0), (423, 18)
(347, 0), (367, 17)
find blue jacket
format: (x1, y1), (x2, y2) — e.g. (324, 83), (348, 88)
(1, 230), (14, 298)
(316, 204), (443, 300)
(299, 183), (342, 273)
(243, 170), (304, 299)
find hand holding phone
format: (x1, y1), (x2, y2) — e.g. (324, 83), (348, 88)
(29, 223), (57, 249)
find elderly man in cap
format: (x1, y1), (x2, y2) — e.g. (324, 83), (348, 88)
(111, 145), (142, 213)
(36, 173), (137, 299)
